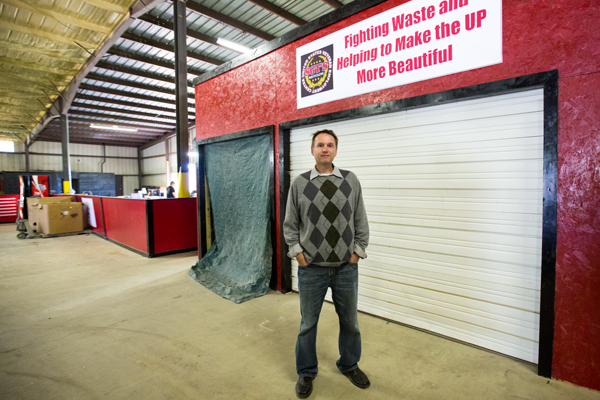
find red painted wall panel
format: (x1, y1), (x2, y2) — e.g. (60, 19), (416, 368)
(194, 0), (600, 389)
(152, 198), (198, 254)
(103, 198), (147, 253)
(553, 73), (600, 389)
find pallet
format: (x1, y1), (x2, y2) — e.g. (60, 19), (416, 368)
(41, 229), (93, 239)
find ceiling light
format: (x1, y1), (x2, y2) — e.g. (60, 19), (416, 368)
(217, 38), (252, 54)
(90, 124), (138, 132)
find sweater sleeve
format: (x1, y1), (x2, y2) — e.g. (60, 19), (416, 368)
(283, 180), (303, 258)
(353, 177), (369, 259)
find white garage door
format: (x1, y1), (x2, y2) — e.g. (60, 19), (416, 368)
(289, 89), (544, 363)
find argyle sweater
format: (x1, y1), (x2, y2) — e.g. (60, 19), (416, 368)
(284, 167), (369, 267)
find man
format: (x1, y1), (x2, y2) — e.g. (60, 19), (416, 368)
(166, 181), (176, 198)
(284, 129), (370, 399)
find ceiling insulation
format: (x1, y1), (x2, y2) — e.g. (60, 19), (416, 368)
(0, 0), (351, 147)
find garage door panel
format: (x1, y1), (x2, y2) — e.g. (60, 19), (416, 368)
(367, 244), (540, 279)
(360, 264), (540, 312)
(357, 297), (539, 363)
(289, 89), (544, 363)
(366, 205), (543, 224)
(291, 94), (542, 139)
(369, 212), (542, 236)
(329, 159), (543, 177)
(371, 233), (540, 266)
(338, 122), (544, 152)
(293, 149), (542, 170)
(292, 126), (543, 158)
(370, 220), (541, 249)
(361, 258), (539, 298)
(358, 279), (539, 337)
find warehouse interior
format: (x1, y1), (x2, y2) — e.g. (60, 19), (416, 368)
(1, 0), (600, 398)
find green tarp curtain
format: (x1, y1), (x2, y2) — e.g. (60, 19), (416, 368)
(189, 134), (272, 303)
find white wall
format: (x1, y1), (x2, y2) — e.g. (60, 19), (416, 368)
(2, 142), (139, 195)
(0, 152), (25, 171)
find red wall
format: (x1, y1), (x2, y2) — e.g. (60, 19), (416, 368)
(194, 0), (600, 390)
(152, 198), (198, 254)
(103, 198), (148, 253)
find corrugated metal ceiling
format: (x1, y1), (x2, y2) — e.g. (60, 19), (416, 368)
(0, 0), (352, 148)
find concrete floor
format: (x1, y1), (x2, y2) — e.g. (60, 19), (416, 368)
(1, 224), (599, 400)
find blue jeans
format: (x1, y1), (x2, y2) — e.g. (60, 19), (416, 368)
(296, 262), (361, 378)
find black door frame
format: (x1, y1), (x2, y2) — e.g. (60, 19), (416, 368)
(195, 125), (277, 289)
(278, 70), (558, 377)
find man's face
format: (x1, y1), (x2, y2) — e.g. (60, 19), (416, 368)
(311, 133), (337, 165)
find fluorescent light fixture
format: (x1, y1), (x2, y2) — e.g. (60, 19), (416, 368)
(90, 124), (138, 132)
(217, 38), (252, 54)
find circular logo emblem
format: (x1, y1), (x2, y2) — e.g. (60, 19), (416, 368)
(302, 49), (333, 95)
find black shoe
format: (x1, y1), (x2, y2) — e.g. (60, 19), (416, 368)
(296, 376), (313, 399)
(342, 367), (370, 389)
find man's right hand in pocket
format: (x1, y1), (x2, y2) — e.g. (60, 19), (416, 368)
(296, 253), (308, 266)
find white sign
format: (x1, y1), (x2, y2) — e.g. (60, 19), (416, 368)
(81, 197), (97, 228)
(296, 0), (502, 109)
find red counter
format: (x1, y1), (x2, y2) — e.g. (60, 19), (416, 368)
(52, 195), (198, 258)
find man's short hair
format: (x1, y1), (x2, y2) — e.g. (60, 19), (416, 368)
(170, 181), (174, 185)
(311, 129), (338, 148)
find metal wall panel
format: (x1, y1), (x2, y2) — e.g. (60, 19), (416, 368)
(30, 153), (62, 171)
(289, 90), (544, 363)
(30, 141), (62, 154)
(70, 143), (103, 156)
(103, 158), (138, 175)
(142, 175), (168, 188)
(142, 142), (165, 158)
(71, 155), (101, 173)
(0, 153), (25, 171)
(143, 155), (166, 175)
(123, 176), (139, 196)
(105, 146), (137, 158)
(6, 142), (138, 193)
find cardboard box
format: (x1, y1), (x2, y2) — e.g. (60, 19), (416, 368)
(39, 202), (84, 235)
(27, 196), (73, 233)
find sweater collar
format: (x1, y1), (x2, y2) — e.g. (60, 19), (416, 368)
(310, 165), (343, 180)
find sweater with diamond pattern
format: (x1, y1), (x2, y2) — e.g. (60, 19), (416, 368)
(284, 166), (369, 267)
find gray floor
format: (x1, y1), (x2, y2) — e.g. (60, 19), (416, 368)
(1, 223), (599, 400)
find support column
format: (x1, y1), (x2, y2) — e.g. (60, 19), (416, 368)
(60, 114), (72, 193)
(165, 136), (170, 186)
(25, 143), (30, 172)
(174, 0), (190, 198)
(138, 148), (143, 190)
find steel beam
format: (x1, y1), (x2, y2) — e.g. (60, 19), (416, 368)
(185, 1), (275, 41)
(66, 110), (178, 128)
(247, 0), (306, 26)
(85, 73), (195, 98)
(60, 114), (72, 193)
(75, 94), (195, 116)
(120, 31), (224, 66)
(106, 48), (206, 76)
(95, 61), (194, 88)
(174, 0), (190, 180)
(79, 83), (195, 107)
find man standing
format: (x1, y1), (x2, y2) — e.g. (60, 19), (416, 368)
(284, 129), (370, 398)
(166, 181), (176, 198)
